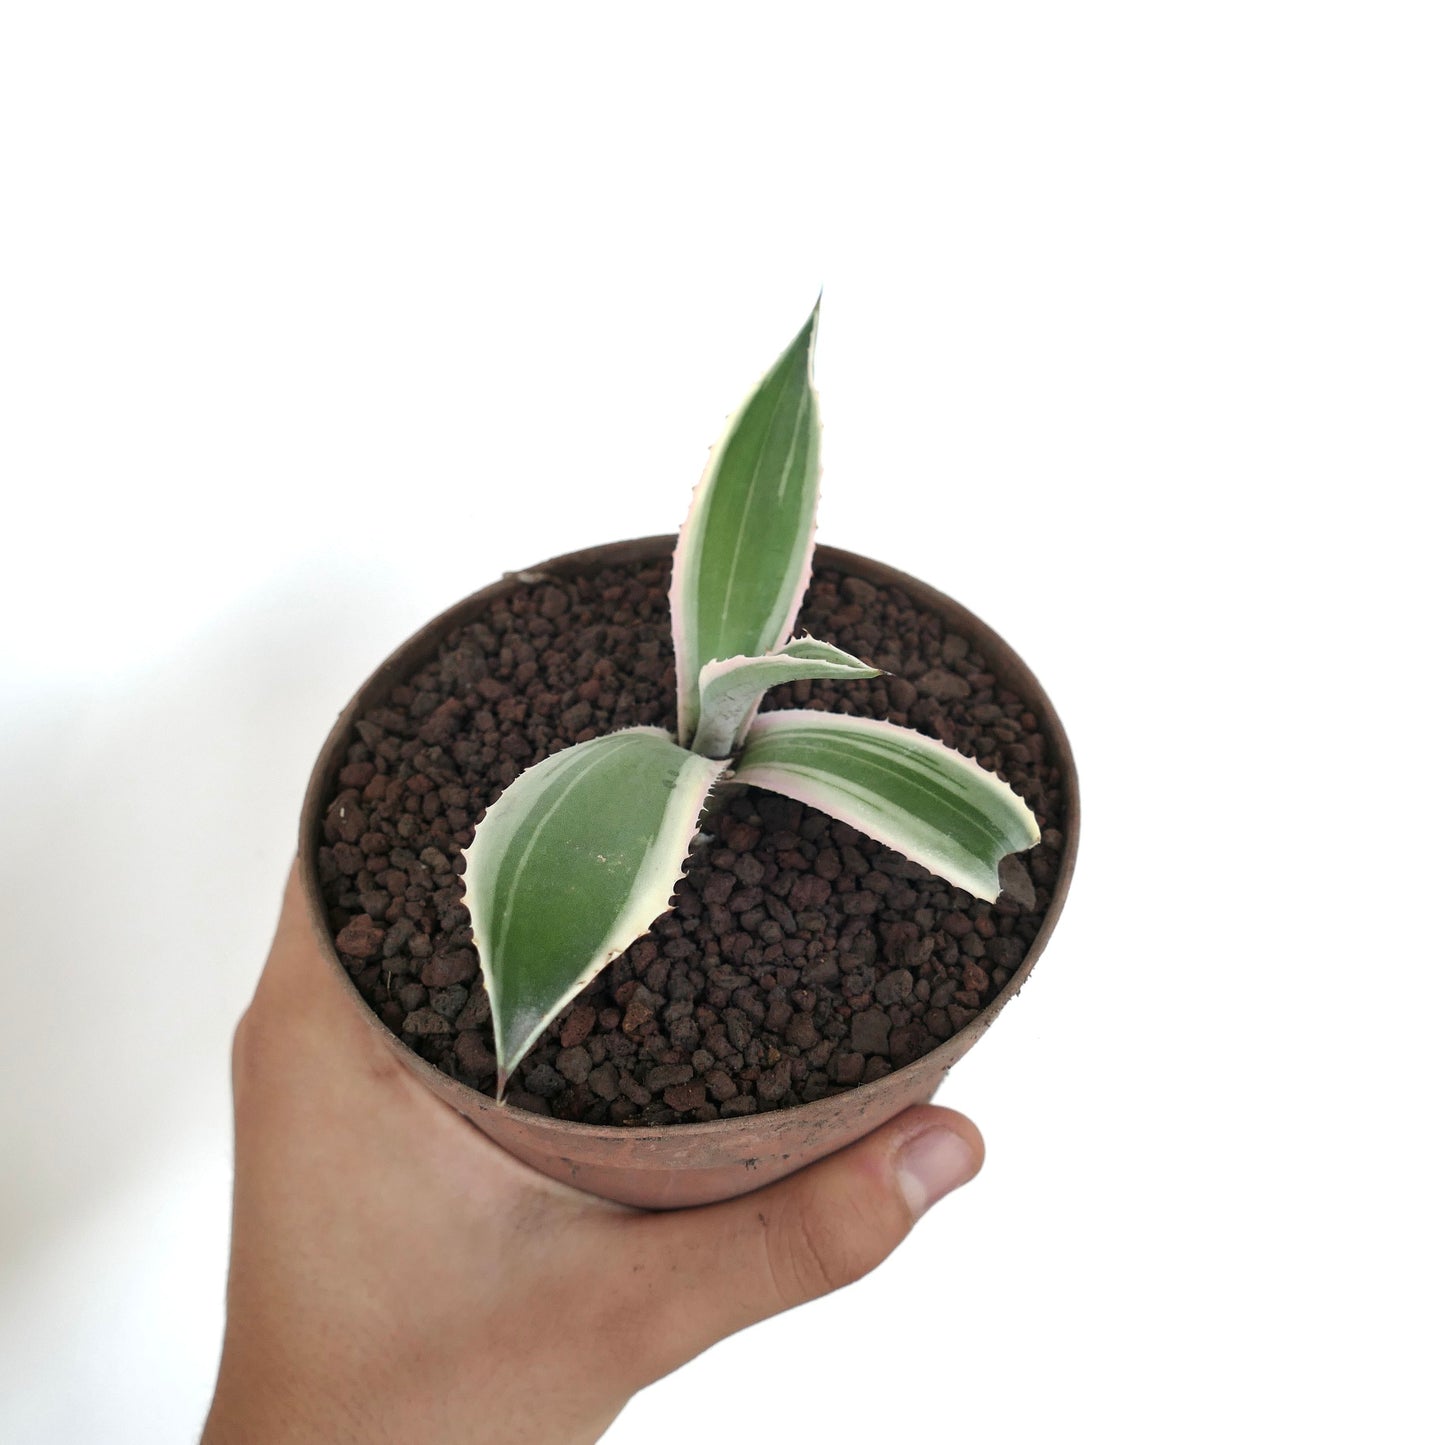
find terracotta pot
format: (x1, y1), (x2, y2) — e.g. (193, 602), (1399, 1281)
(299, 537), (1079, 1210)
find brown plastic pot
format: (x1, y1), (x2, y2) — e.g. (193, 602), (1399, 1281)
(300, 537), (1078, 1210)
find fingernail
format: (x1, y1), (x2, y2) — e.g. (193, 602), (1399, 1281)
(896, 1128), (979, 1220)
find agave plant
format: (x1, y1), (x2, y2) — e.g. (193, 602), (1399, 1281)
(462, 303), (1040, 1095)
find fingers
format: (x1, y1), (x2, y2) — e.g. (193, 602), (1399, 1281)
(615, 1105), (983, 1377)
(232, 859), (344, 1086)
(237, 856), (394, 1068)
(248, 858), (335, 1007)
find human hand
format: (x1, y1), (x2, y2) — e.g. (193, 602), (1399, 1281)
(203, 863), (985, 1444)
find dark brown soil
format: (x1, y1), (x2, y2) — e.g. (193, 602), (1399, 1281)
(318, 557), (1068, 1125)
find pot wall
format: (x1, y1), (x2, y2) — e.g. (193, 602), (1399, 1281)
(300, 537), (1079, 1210)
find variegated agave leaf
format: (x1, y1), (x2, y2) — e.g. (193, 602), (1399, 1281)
(460, 728), (726, 1092)
(670, 301), (822, 747)
(732, 711), (1040, 901)
(690, 637), (879, 759)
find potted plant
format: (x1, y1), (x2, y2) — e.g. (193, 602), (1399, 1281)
(301, 302), (1078, 1209)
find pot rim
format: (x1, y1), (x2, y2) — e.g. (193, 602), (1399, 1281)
(299, 535), (1080, 1144)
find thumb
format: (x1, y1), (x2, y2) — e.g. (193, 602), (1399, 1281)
(630, 1106), (983, 1373)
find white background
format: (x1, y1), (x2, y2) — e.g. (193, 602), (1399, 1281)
(2, 3), (1440, 1441)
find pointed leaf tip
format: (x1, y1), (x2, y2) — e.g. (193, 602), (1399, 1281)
(460, 729), (726, 1089)
(732, 712), (1040, 901)
(670, 309), (824, 744)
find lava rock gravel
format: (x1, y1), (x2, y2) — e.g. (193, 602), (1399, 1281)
(318, 559), (1068, 1126)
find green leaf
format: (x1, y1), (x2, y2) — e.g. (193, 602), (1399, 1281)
(670, 300), (823, 747)
(460, 728), (726, 1092)
(690, 637), (880, 759)
(732, 711), (1040, 900)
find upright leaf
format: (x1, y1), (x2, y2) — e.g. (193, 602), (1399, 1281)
(690, 637), (880, 759)
(670, 301), (823, 746)
(460, 728), (726, 1092)
(732, 711), (1040, 901)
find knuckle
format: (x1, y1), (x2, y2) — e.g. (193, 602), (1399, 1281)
(230, 1002), (266, 1093)
(230, 1005), (254, 1077)
(766, 1191), (885, 1308)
